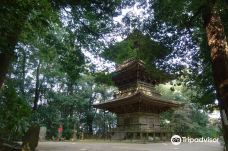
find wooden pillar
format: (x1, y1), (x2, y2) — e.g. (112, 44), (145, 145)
(140, 132), (143, 140)
(153, 123), (156, 141)
(130, 132), (133, 142)
(133, 133), (137, 139)
(81, 132), (84, 140)
(153, 132), (155, 142)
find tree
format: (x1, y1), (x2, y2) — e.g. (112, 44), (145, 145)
(102, 30), (173, 82)
(0, 0), (120, 88)
(202, 3), (228, 147)
(32, 74), (115, 139)
(0, 81), (31, 140)
(0, 0), (51, 88)
(2, 0), (227, 147)
(0, 2), (120, 148)
(157, 81), (219, 138)
(143, 0), (228, 147)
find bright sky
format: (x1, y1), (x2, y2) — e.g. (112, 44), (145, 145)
(209, 110), (220, 119)
(83, 3), (149, 72)
(59, 3), (221, 119)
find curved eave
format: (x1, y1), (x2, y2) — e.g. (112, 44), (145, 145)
(112, 60), (171, 84)
(93, 92), (183, 111)
(115, 59), (145, 73)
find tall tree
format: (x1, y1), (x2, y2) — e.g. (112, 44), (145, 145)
(147, 0), (228, 147)
(0, 0), (120, 88)
(202, 2), (228, 146)
(0, 0), (31, 87)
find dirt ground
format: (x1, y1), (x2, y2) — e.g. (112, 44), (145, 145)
(37, 141), (223, 151)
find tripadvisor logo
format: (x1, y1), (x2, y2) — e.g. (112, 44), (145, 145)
(171, 135), (182, 145)
(171, 135), (219, 145)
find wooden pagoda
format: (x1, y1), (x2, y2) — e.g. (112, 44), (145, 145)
(93, 59), (182, 140)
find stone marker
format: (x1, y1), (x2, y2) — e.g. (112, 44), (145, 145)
(39, 127), (47, 141)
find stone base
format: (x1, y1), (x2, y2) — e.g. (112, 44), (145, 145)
(110, 131), (172, 141)
(111, 132), (126, 140)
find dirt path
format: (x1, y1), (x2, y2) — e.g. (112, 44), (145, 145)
(37, 141), (223, 151)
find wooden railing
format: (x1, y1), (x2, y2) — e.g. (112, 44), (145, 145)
(114, 82), (161, 98)
(111, 123), (162, 132)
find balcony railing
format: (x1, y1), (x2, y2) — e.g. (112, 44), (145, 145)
(113, 82), (161, 99)
(111, 123), (162, 132)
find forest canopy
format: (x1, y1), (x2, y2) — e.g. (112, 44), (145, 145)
(0, 0), (227, 149)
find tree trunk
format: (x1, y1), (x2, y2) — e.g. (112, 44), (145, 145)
(21, 49), (26, 96)
(0, 52), (14, 87)
(67, 81), (74, 95)
(88, 119), (93, 135)
(202, 2), (228, 149)
(0, 0), (31, 88)
(33, 61), (41, 110)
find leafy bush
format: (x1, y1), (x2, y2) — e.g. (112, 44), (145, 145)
(0, 81), (31, 140)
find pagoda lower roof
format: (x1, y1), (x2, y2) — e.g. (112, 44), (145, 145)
(93, 91), (182, 113)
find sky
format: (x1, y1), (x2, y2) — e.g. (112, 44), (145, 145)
(46, 2), (222, 120)
(82, 2), (150, 72)
(80, 3), (221, 119)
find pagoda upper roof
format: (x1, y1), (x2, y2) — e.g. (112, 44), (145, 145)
(115, 59), (145, 72)
(112, 58), (172, 84)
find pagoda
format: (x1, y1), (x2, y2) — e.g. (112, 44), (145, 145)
(93, 59), (182, 140)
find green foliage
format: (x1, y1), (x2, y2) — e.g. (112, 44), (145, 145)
(0, 81), (31, 140)
(93, 72), (113, 86)
(102, 29), (171, 64)
(31, 74), (115, 139)
(58, 47), (85, 83)
(93, 111), (117, 135)
(141, 0), (226, 107)
(31, 103), (61, 138)
(171, 104), (219, 138)
(0, 0), (121, 141)
(185, 37), (216, 107)
(102, 29), (172, 82)
(1, 0), (225, 141)
(158, 81), (219, 137)
(156, 81), (188, 102)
